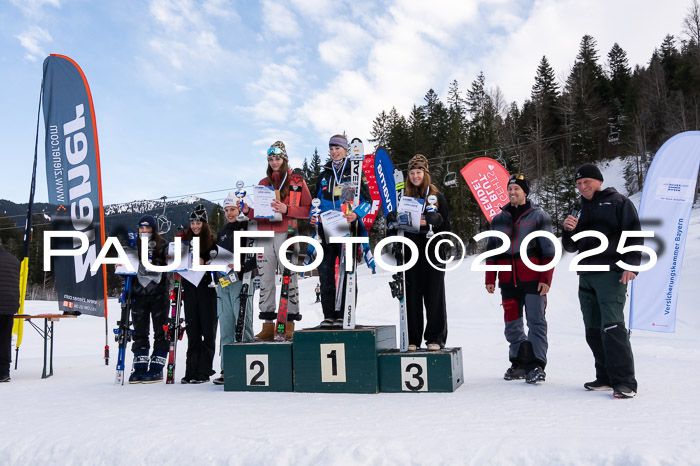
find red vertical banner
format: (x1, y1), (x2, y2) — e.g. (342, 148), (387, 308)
(460, 157), (510, 224)
(362, 153), (381, 230)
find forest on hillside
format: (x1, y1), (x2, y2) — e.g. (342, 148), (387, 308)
(300, 1), (700, 248)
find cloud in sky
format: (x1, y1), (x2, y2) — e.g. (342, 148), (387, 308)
(143, 0), (241, 91)
(10, 0), (60, 18)
(2, 0), (691, 204)
(16, 26), (52, 61)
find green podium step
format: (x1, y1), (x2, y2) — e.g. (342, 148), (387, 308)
(378, 347), (464, 392)
(292, 325), (396, 394)
(223, 341), (293, 392)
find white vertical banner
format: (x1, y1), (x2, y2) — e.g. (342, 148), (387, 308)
(631, 131), (700, 332)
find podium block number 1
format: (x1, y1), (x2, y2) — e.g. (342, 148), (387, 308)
(401, 357), (428, 391)
(246, 354), (269, 386)
(320, 343), (346, 382)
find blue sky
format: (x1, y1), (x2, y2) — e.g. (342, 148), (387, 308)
(0, 0), (690, 206)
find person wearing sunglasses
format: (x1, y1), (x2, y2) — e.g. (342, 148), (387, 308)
(241, 141), (311, 340)
(484, 174), (556, 385)
(310, 134), (372, 327)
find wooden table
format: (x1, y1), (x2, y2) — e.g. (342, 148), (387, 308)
(14, 314), (77, 378)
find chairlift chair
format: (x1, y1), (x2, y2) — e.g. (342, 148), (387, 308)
(607, 131), (620, 144)
(443, 162), (458, 188)
(156, 196), (172, 234)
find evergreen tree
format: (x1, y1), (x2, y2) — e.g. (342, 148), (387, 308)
(561, 35), (611, 164)
(369, 110), (390, 147)
(607, 43), (632, 112)
(309, 147), (322, 184)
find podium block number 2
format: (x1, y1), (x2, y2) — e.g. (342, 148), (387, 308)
(246, 354), (269, 386)
(401, 357), (428, 391)
(320, 343), (346, 383)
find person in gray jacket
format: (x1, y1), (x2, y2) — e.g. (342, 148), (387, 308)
(485, 174), (556, 384)
(0, 244), (20, 382)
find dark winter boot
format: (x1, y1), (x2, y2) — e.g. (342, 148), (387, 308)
(503, 364), (526, 380)
(142, 350), (167, 384)
(129, 349), (149, 384)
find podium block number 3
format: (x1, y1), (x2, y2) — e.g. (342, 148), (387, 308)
(320, 343), (346, 382)
(401, 357), (428, 391)
(246, 354), (269, 386)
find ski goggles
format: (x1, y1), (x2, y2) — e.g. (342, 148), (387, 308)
(510, 174), (525, 180)
(267, 147), (283, 156)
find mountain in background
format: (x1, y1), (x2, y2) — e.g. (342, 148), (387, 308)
(0, 196), (221, 239)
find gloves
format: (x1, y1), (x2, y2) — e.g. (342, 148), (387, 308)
(363, 247), (376, 274)
(425, 212), (442, 227)
(386, 211), (398, 228)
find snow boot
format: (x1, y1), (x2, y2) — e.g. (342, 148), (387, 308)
(255, 322), (275, 341)
(284, 322), (295, 340)
(142, 350), (167, 384)
(525, 366), (546, 384)
(503, 364), (526, 380)
(320, 318), (333, 328)
(129, 349), (149, 384)
(0, 374), (10, 383)
(504, 364), (526, 380)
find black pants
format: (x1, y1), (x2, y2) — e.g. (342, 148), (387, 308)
(183, 279), (218, 380)
(318, 242), (358, 320)
(405, 262), (447, 347)
(131, 294), (169, 353)
(0, 315), (13, 377)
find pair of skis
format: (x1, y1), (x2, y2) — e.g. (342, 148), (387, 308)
(374, 147), (409, 352)
(234, 235), (257, 343)
(274, 168), (306, 340)
(164, 274), (185, 384)
(336, 138), (365, 329)
(114, 231), (137, 385)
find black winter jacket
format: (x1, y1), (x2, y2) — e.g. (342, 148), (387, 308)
(0, 245), (20, 316)
(216, 222), (257, 280)
(562, 187), (642, 274)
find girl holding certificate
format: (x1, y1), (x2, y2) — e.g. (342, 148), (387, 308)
(242, 141), (311, 340)
(389, 154), (451, 351)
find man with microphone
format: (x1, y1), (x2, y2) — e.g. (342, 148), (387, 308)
(563, 163), (642, 399)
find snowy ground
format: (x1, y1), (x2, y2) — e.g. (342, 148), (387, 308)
(2, 172), (700, 465)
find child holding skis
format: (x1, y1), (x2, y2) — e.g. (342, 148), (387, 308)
(241, 141), (311, 341)
(310, 134), (372, 327)
(181, 205), (218, 383)
(129, 215), (171, 383)
(387, 155), (450, 351)
(212, 193), (257, 385)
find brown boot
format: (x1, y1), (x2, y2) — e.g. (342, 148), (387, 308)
(255, 322), (275, 341)
(284, 322), (295, 340)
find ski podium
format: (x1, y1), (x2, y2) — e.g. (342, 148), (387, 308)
(221, 144), (463, 393)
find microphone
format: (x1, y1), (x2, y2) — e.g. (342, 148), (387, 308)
(565, 206), (581, 232)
